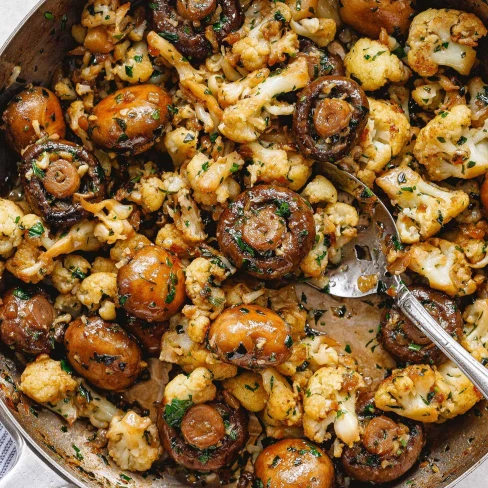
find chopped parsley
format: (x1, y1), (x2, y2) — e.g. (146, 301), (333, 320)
(163, 397), (193, 427)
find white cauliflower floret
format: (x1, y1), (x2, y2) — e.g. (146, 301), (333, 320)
(232, 5), (298, 71)
(163, 367), (217, 405)
(376, 166), (469, 243)
(302, 336), (340, 370)
(20, 355), (78, 404)
(107, 411), (162, 471)
(242, 141), (313, 191)
(51, 255), (91, 294)
(0, 199), (23, 258)
(414, 104), (488, 181)
(344, 38), (409, 91)
(301, 175), (337, 204)
(80, 198), (134, 244)
(262, 368), (302, 426)
(55, 293), (84, 317)
(77, 384), (122, 428)
(76, 272), (118, 320)
(163, 128), (198, 167)
(358, 98), (410, 186)
(443, 222), (488, 268)
(374, 364), (448, 422)
(218, 69), (269, 109)
(81, 0), (119, 28)
(114, 41), (153, 84)
(467, 77), (488, 127)
(155, 223), (193, 257)
(186, 151), (243, 205)
(462, 299), (488, 363)
(223, 371), (268, 412)
(290, 18), (336, 47)
(407, 9), (487, 77)
(303, 366), (364, 446)
(127, 176), (165, 213)
(407, 238), (476, 297)
(219, 57), (310, 143)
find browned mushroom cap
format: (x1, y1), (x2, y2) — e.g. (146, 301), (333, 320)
(481, 173), (488, 215)
(379, 286), (463, 365)
(254, 438), (335, 488)
(217, 186), (316, 279)
(64, 316), (143, 391)
(88, 85), (172, 155)
(207, 305), (293, 369)
(341, 416), (425, 483)
(117, 245), (186, 322)
(299, 38), (345, 80)
(2, 86), (66, 154)
(19, 140), (105, 228)
(339, 0), (416, 39)
(158, 399), (249, 471)
(150, 0), (244, 62)
(0, 287), (56, 355)
(293, 76), (369, 162)
(121, 313), (168, 357)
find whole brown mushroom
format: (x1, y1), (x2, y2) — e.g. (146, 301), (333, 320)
(64, 316), (143, 391)
(254, 438), (335, 488)
(88, 85), (172, 155)
(0, 287), (56, 355)
(2, 86), (66, 154)
(117, 245), (186, 322)
(207, 305), (293, 369)
(339, 0), (416, 39)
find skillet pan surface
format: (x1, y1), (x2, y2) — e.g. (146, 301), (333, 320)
(0, 1), (488, 487)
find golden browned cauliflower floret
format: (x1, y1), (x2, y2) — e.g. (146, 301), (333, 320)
(443, 222), (488, 268)
(107, 410), (163, 472)
(76, 272), (118, 320)
(127, 176), (165, 213)
(344, 38), (410, 92)
(0, 198), (24, 258)
(303, 366), (364, 446)
(186, 151), (243, 205)
(374, 364), (447, 422)
(219, 57), (309, 143)
(20, 355), (78, 404)
(242, 141), (314, 191)
(164, 127), (198, 167)
(358, 98), (410, 186)
(262, 368), (302, 427)
(163, 367), (217, 405)
(467, 77), (488, 127)
(406, 9), (487, 77)
(51, 255), (91, 294)
(290, 17), (336, 47)
(223, 371), (268, 412)
(376, 166), (469, 243)
(414, 104), (488, 181)
(155, 223), (193, 257)
(462, 299), (488, 363)
(301, 175), (338, 205)
(231, 4), (299, 72)
(81, 0), (119, 28)
(407, 238), (476, 297)
(114, 41), (153, 84)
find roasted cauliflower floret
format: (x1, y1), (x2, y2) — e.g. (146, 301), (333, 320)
(20, 355), (78, 404)
(462, 299), (488, 363)
(242, 141), (313, 191)
(186, 151), (243, 205)
(303, 366), (364, 446)
(231, 5), (299, 71)
(374, 364), (448, 422)
(414, 104), (488, 181)
(223, 371), (268, 412)
(407, 238), (476, 297)
(301, 175), (338, 205)
(51, 255), (91, 294)
(164, 127), (198, 167)
(358, 98), (411, 186)
(0, 198), (23, 258)
(262, 368), (302, 426)
(344, 38), (410, 91)
(127, 176), (165, 213)
(107, 410), (162, 471)
(219, 57), (310, 143)
(407, 9), (487, 77)
(76, 272), (118, 320)
(290, 18), (336, 47)
(443, 222), (488, 268)
(376, 166), (469, 243)
(114, 41), (153, 84)
(163, 367), (217, 405)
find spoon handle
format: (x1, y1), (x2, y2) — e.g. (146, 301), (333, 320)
(395, 284), (488, 400)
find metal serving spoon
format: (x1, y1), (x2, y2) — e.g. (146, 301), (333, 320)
(307, 162), (488, 400)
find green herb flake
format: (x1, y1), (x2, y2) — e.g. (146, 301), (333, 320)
(72, 444), (84, 461)
(125, 65), (133, 78)
(163, 397), (193, 427)
(44, 11), (55, 21)
(165, 272), (179, 304)
(28, 222), (45, 238)
(159, 31), (179, 42)
(13, 288), (31, 300)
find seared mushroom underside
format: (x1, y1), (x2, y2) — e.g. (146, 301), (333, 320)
(20, 140), (105, 228)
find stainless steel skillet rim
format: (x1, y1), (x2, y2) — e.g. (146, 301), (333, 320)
(0, 0), (487, 487)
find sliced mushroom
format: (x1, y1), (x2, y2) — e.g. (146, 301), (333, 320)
(19, 140), (105, 227)
(293, 76), (369, 162)
(299, 38), (345, 80)
(150, 0), (244, 61)
(217, 186), (316, 279)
